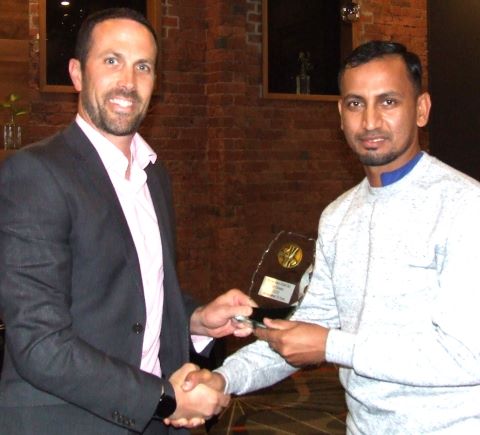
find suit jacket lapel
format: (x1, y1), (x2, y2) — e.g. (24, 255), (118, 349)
(146, 163), (192, 369)
(61, 122), (144, 295)
(145, 163), (175, 276)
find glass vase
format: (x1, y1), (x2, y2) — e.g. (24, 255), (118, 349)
(296, 74), (311, 95)
(3, 123), (21, 150)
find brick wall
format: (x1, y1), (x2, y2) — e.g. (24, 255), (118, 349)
(355, 0), (428, 82)
(1, 0), (427, 304)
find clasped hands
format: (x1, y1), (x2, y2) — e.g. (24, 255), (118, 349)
(165, 316), (329, 428)
(163, 288), (256, 428)
(164, 363), (227, 429)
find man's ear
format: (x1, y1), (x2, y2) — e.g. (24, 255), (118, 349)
(69, 58), (83, 92)
(337, 99), (344, 130)
(416, 92), (431, 128)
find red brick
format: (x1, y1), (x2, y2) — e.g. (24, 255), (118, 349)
(4, 0), (427, 301)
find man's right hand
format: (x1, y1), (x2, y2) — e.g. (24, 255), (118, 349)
(182, 368), (226, 394)
(164, 363), (229, 428)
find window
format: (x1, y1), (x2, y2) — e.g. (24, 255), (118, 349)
(263, 0), (353, 101)
(39, 0), (160, 92)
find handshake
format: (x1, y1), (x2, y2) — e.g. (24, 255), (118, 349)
(163, 317), (330, 429)
(160, 288), (330, 429)
(157, 288), (256, 429)
(164, 363), (227, 429)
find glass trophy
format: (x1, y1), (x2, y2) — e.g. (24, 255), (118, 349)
(235, 231), (315, 328)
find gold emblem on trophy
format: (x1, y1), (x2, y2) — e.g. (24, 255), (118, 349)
(277, 243), (303, 269)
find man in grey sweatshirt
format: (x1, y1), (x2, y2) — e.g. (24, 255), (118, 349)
(177, 41), (480, 434)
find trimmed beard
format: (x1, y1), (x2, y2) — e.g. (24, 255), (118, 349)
(80, 89), (146, 137)
(354, 130), (416, 167)
(357, 150), (401, 167)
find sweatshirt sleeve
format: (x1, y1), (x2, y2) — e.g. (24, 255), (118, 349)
(215, 339), (297, 395)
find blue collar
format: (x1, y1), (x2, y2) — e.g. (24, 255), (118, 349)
(380, 152), (424, 186)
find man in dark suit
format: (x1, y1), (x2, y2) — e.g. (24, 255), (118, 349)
(0, 8), (254, 435)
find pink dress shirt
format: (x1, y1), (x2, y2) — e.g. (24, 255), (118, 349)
(76, 115), (163, 377)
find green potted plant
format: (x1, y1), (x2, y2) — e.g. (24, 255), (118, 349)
(2, 93), (28, 150)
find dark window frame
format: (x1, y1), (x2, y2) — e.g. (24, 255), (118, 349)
(262, 0), (353, 101)
(39, 0), (160, 93)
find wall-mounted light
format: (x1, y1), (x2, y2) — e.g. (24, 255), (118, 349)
(61, 1), (70, 6)
(341, 2), (361, 23)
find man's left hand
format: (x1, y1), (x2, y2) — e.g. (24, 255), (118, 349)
(190, 289), (257, 338)
(254, 318), (329, 367)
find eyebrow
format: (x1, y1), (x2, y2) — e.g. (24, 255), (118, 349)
(378, 91), (402, 98)
(342, 93), (364, 102)
(343, 91), (403, 100)
(343, 93), (363, 99)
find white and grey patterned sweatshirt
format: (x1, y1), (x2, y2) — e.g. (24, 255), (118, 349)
(216, 153), (480, 434)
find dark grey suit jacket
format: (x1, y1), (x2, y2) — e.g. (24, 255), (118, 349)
(0, 123), (196, 434)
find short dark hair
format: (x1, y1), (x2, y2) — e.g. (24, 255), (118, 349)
(74, 7), (158, 68)
(338, 41), (423, 95)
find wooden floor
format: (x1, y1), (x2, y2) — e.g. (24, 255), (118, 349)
(193, 364), (347, 434)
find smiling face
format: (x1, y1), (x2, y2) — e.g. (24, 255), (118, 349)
(69, 18), (157, 150)
(338, 55), (431, 184)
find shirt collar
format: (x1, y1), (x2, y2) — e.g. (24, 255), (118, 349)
(380, 152), (424, 187)
(75, 114), (157, 174)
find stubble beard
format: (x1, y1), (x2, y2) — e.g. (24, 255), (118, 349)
(353, 131), (415, 167)
(357, 150), (400, 167)
(81, 88), (147, 137)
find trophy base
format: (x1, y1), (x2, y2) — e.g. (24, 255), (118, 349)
(250, 306), (295, 323)
(234, 306), (296, 329)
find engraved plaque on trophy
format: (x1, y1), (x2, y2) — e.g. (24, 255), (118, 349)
(235, 231), (315, 328)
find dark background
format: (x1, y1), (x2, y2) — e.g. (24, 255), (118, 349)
(428, 0), (480, 180)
